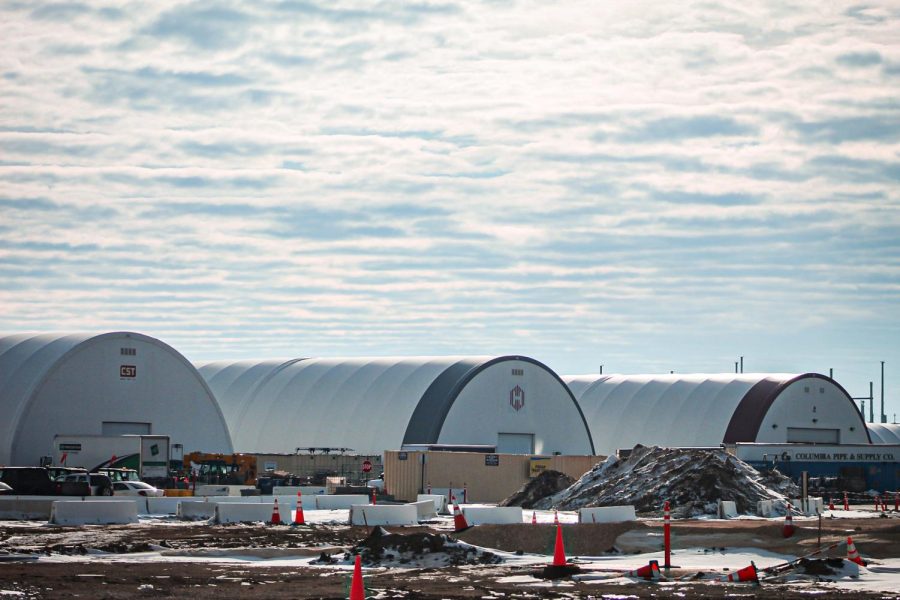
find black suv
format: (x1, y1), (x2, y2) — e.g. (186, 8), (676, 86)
(0, 467), (91, 496)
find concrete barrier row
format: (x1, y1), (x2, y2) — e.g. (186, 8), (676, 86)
(578, 506), (637, 523)
(416, 494), (448, 514)
(50, 500), (138, 525)
(410, 499), (437, 520)
(214, 503), (277, 524)
(272, 486), (327, 496)
(314, 495), (370, 510)
(757, 497), (825, 517)
(177, 500), (217, 521)
(349, 504), (418, 526)
(460, 505), (522, 525)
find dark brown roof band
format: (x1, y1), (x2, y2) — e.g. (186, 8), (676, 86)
(722, 373), (871, 444)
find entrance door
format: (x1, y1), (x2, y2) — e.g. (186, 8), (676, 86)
(497, 433), (534, 454)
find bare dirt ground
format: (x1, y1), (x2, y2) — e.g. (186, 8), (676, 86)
(1, 518), (899, 599)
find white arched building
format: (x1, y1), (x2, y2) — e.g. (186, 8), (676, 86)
(867, 423), (900, 444)
(0, 332), (233, 465)
(199, 356), (595, 456)
(564, 373), (870, 455)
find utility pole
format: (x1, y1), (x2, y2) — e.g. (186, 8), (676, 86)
(853, 383), (874, 422)
(829, 368), (833, 379)
(740, 356), (744, 373)
(881, 361), (886, 424)
(599, 365), (603, 375)
(735, 361), (739, 374)
(870, 381), (874, 423)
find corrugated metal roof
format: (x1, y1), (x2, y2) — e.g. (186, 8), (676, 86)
(867, 423), (900, 445)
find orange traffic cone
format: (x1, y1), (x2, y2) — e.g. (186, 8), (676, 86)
(828, 498), (835, 511)
(452, 502), (470, 532)
(846, 536), (866, 566)
(293, 490), (305, 525)
(782, 505), (794, 538)
(553, 509), (559, 525)
(843, 491), (850, 511)
(721, 562), (759, 584)
(625, 560), (661, 580)
(371, 488), (377, 505)
(349, 554), (364, 600)
(271, 498), (282, 525)
(551, 524), (567, 567)
(532, 511), (537, 525)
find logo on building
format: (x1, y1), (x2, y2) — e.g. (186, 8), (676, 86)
(509, 385), (525, 411)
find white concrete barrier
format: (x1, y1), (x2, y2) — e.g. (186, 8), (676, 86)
(578, 506), (637, 523)
(757, 499), (793, 517)
(349, 504), (417, 526)
(178, 500), (217, 521)
(50, 500), (139, 525)
(195, 485), (255, 497)
(315, 495), (369, 510)
(145, 497), (182, 515)
(460, 505), (522, 525)
(0, 498), (55, 520)
(717, 500), (738, 519)
(273, 486), (326, 496)
(416, 494), (447, 514)
(409, 500), (437, 520)
(792, 497), (823, 515)
(429, 487), (468, 506)
(214, 502), (277, 524)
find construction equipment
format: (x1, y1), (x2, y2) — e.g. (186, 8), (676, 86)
(184, 452), (258, 485)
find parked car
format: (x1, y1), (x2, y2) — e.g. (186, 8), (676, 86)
(111, 481), (164, 497)
(0, 467), (91, 496)
(0, 482), (13, 495)
(63, 473), (114, 496)
(48, 466), (90, 482)
(98, 468), (141, 483)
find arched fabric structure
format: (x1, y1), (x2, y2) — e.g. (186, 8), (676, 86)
(198, 355), (595, 455)
(868, 423), (900, 444)
(564, 373), (870, 455)
(0, 332), (233, 465)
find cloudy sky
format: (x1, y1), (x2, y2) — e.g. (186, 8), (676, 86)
(1, 1), (898, 418)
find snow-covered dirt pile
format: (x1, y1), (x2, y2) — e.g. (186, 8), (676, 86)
(498, 470), (575, 508)
(534, 445), (799, 517)
(321, 527), (503, 568)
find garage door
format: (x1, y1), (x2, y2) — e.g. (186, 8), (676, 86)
(497, 433), (534, 454)
(786, 427), (840, 444)
(102, 421), (151, 435)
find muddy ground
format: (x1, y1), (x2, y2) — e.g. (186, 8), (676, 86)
(1, 518), (899, 599)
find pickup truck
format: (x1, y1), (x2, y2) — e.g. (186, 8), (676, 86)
(0, 466), (92, 496)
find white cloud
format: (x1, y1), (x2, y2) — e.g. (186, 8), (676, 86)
(0, 0), (898, 411)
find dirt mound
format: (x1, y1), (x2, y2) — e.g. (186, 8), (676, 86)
(499, 470), (575, 508)
(536, 445), (799, 517)
(339, 527), (502, 567)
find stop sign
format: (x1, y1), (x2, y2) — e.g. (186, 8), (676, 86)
(362, 460), (372, 473)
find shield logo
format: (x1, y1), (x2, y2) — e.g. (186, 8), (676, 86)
(509, 385), (525, 411)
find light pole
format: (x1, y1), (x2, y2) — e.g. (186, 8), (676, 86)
(881, 361), (886, 424)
